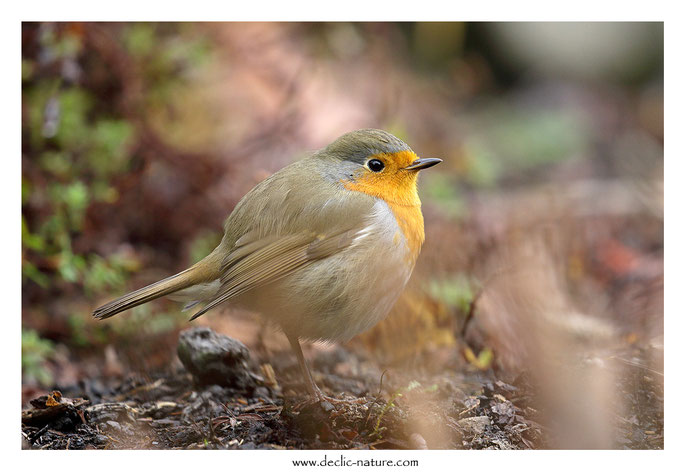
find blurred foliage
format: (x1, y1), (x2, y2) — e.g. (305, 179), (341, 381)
(189, 231), (222, 265)
(22, 23), (216, 376)
(22, 23), (211, 296)
(463, 346), (494, 370)
(421, 174), (466, 220)
(23, 27), (126, 292)
(462, 104), (589, 187)
(22, 329), (56, 386)
(426, 274), (475, 313)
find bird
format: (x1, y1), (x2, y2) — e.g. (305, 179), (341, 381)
(93, 129), (441, 402)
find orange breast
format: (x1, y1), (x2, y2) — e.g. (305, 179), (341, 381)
(342, 150), (425, 264)
(385, 201), (425, 264)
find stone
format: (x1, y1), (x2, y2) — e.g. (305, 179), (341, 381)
(177, 327), (254, 389)
(105, 420), (122, 432)
(457, 415), (491, 435)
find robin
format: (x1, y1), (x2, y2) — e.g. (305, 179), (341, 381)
(93, 129), (441, 402)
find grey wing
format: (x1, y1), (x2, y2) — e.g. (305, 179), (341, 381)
(188, 161), (375, 320)
(188, 227), (362, 320)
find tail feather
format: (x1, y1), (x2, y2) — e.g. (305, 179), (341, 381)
(93, 253), (222, 320)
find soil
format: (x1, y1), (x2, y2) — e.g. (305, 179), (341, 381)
(21, 328), (663, 450)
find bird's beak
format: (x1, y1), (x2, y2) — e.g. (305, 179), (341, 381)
(403, 157), (443, 171)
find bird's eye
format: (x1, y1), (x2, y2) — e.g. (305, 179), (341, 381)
(367, 159), (385, 172)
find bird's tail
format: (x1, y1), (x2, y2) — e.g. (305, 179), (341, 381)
(93, 250), (223, 320)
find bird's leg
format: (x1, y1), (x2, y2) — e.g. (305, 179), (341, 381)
(285, 332), (367, 406)
(286, 332), (325, 402)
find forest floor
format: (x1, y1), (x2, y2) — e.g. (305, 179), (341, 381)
(21, 325), (663, 450)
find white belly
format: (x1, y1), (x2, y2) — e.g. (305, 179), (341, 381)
(245, 199), (414, 341)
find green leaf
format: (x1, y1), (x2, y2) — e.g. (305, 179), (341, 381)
(124, 23), (156, 57)
(90, 120), (135, 176)
(22, 260), (50, 288)
(38, 151), (72, 178)
(58, 252), (81, 283)
(56, 33), (82, 58)
(21, 178), (32, 205)
(59, 181), (90, 231)
(22, 329), (55, 386)
(63, 181), (89, 211)
(427, 274), (474, 312)
(22, 217), (45, 252)
(22, 59), (35, 81)
(55, 89), (92, 149)
(83, 254), (127, 294)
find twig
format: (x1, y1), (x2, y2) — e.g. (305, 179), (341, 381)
(609, 356), (664, 377)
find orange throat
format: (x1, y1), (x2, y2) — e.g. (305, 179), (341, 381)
(342, 151), (425, 262)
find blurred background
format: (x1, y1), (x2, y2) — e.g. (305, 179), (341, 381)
(21, 22), (663, 448)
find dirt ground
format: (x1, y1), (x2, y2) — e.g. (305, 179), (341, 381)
(21, 324), (663, 450)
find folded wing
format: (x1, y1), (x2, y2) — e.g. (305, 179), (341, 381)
(188, 160), (375, 320)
